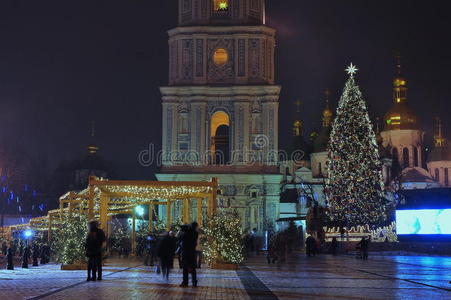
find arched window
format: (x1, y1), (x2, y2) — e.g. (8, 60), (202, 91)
(403, 148), (409, 169)
(413, 147), (419, 167)
(435, 168), (440, 181)
(210, 111), (230, 164)
(392, 148), (399, 160)
(445, 169), (449, 186)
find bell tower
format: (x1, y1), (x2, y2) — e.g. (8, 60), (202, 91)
(157, 0), (282, 231)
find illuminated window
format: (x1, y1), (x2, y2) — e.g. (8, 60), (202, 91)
(213, 48), (228, 66)
(213, 0), (229, 11)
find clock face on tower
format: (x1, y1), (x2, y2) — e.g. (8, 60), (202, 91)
(213, 48), (229, 66)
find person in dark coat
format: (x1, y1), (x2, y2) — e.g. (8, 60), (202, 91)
(22, 245), (30, 268)
(306, 235), (317, 257)
(330, 237), (338, 256)
(1, 241), (7, 255)
(40, 244), (50, 264)
(157, 231), (176, 280)
(6, 242), (14, 270)
(180, 222), (199, 287)
(85, 221), (106, 281)
(32, 243), (39, 266)
(176, 225), (188, 269)
(144, 233), (157, 266)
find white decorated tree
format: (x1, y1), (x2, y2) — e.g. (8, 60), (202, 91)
(326, 64), (387, 227)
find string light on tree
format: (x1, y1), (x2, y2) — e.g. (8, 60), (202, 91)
(202, 211), (244, 265)
(326, 63), (387, 227)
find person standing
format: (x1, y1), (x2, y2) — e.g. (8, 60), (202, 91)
(22, 245), (30, 268)
(330, 237), (338, 256)
(1, 241), (7, 255)
(180, 222), (199, 287)
(85, 221), (106, 281)
(6, 241), (14, 270)
(306, 235), (317, 257)
(157, 231), (176, 281)
(144, 233), (156, 266)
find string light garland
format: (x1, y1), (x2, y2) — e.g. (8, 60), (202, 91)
(326, 64), (387, 227)
(202, 211), (244, 265)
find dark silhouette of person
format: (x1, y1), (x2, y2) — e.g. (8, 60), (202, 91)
(85, 220), (106, 281)
(356, 237), (369, 259)
(180, 222), (199, 287)
(144, 233), (157, 266)
(22, 245), (30, 268)
(306, 235), (317, 257)
(157, 231), (176, 280)
(1, 241), (7, 255)
(40, 244), (50, 264)
(6, 242), (14, 270)
(32, 243), (39, 266)
(330, 237), (338, 256)
(176, 225), (188, 269)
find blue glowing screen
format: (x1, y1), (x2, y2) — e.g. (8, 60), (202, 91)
(396, 209), (451, 235)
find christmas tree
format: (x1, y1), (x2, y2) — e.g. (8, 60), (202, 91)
(53, 214), (88, 265)
(202, 211), (244, 265)
(326, 64), (386, 227)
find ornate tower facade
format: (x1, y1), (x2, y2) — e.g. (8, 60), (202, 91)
(157, 0), (282, 231)
(427, 118), (451, 187)
(380, 60), (424, 171)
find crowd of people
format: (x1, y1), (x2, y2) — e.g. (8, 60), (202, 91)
(1, 238), (51, 270)
(84, 221), (201, 287)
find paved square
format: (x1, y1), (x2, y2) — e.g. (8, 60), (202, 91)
(0, 254), (450, 300)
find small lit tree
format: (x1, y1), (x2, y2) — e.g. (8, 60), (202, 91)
(53, 214), (88, 265)
(202, 211), (244, 265)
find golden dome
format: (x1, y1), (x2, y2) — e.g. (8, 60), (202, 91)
(384, 102), (418, 130)
(393, 76), (407, 87)
(87, 144), (99, 155)
(323, 107), (333, 118)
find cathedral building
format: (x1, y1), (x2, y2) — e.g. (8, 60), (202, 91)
(427, 119), (451, 187)
(380, 60), (439, 189)
(156, 0), (282, 232)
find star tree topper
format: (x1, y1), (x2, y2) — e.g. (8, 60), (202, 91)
(345, 63), (359, 77)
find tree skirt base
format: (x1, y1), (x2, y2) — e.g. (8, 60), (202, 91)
(211, 263), (238, 270)
(61, 264), (87, 270)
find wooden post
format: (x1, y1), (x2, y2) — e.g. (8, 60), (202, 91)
(183, 198), (189, 224)
(148, 204), (153, 233)
(59, 201), (64, 220)
(88, 184), (95, 221)
(212, 177), (218, 215)
(99, 195), (109, 231)
(48, 216), (52, 242)
(132, 211), (136, 255)
(166, 201), (172, 231)
(69, 202), (74, 217)
(107, 216), (113, 239)
(197, 198), (202, 226)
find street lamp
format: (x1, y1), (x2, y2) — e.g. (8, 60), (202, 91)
(134, 206), (145, 217)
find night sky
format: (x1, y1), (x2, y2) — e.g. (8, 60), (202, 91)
(1, 1), (450, 179)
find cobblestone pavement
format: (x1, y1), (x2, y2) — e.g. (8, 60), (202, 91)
(0, 254), (450, 300)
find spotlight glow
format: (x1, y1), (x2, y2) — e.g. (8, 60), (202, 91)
(134, 206), (145, 217)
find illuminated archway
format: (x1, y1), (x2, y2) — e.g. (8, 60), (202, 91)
(210, 111), (230, 164)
